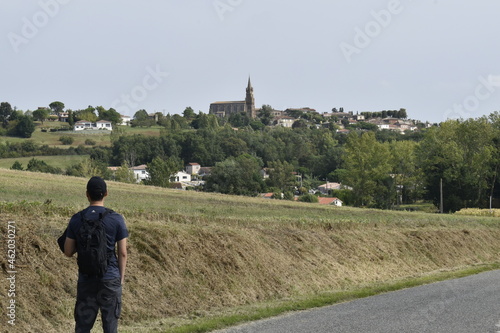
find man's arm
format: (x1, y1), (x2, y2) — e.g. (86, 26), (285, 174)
(117, 238), (127, 285)
(64, 237), (77, 257)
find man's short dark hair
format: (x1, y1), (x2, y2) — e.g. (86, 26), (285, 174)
(87, 176), (107, 201)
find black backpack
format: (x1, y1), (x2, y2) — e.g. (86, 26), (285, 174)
(75, 208), (113, 277)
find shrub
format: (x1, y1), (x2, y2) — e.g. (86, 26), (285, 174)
(298, 193), (319, 203)
(59, 135), (74, 145)
(84, 138), (96, 146)
(10, 161), (23, 170)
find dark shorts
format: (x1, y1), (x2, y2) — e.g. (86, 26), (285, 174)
(74, 278), (122, 333)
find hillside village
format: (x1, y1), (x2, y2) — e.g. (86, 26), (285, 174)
(0, 79), (434, 208)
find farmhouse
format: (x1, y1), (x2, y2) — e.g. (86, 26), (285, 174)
(74, 120), (113, 131)
(186, 163), (201, 175)
(318, 182), (342, 195)
(318, 197), (343, 206)
(130, 164), (149, 182)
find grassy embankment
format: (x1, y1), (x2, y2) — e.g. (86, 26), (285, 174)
(1, 169), (500, 332)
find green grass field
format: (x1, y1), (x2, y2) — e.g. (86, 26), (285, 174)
(0, 121), (163, 148)
(0, 155), (89, 170)
(2, 169), (500, 332)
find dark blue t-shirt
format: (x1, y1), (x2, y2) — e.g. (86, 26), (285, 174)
(66, 206), (128, 281)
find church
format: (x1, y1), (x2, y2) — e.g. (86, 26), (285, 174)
(209, 78), (256, 118)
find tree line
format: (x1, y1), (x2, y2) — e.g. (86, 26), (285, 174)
(4, 99), (500, 212)
(98, 112), (500, 212)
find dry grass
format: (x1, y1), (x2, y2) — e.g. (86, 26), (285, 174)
(1, 170), (500, 332)
(455, 208), (500, 217)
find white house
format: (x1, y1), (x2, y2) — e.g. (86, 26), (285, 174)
(377, 123), (390, 130)
(120, 115), (131, 126)
(172, 171), (191, 182)
(96, 120), (113, 130)
(274, 116), (295, 128)
(318, 182), (342, 195)
(186, 163), (201, 175)
(74, 120), (112, 131)
(74, 120), (93, 131)
(130, 164), (149, 182)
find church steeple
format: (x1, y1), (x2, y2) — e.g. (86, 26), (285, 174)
(245, 76), (256, 118)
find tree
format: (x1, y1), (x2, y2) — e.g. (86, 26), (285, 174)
(115, 161), (136, 183)
(10, 161), (23, 170)
(33, 108), (50, 124)
(341, 131), (392, 207)
(397, 108), (407, 119)
(298, 193), (319, 203)
(26, 158), (62, 174)
(389, 140), (424, 204)
(258, 105), (274, 126)
(75, 107), (98, 122)
(68, 110), (75, 126)
(286, 109), (304, 119)
(97, 107), (122, 125)
(267, 160), (296, 192)
(292, 119), (308, 129)
(145, 156), (183, 187)
(133, 109), (149, 122)
(183, 107), (196, 120)
(228, 112), (250, 128)
(14, 115), (35, 138)
(59, 135), (74, 145)
(192, 112), (219, 130)
(418, 118), (496, 211)
(49, 101), (65, 114)
(0, 102), (13, 127)
(205, 154), (265, 196)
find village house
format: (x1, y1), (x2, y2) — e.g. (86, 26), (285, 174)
(120, 115), (131, 126)
(96, 120), (112, 130)
(186, 163), (201, 175)
(318, 182), (342, 195)
(74, 120), (113, 131)
(274, 116), (296, 128)
(318, 197), (343, 206)
(74, 120), (93, 131)
(130, 164), (149, 182)
(198, 167), (212, 178)
(172, 171), (191, 183)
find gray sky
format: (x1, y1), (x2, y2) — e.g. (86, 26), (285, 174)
(2, 0), (499, 124)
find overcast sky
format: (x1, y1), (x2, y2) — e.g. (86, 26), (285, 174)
(2, 0), (499, 124)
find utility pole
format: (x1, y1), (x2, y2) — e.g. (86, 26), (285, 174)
(440, 178), (444, 214)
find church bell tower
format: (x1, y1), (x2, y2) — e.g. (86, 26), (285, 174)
(245, 77), (256, 118)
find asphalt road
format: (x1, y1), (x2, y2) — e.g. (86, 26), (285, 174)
(215, 270), (500, 333)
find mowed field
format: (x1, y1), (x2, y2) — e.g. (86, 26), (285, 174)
(0, 155), (89, 170)
(0, 122), (163, 148)
(1, 169), (500, 332)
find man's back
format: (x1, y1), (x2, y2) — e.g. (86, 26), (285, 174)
(67, 206), (127, 281)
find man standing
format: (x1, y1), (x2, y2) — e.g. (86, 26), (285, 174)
(64, 176), (128, 333)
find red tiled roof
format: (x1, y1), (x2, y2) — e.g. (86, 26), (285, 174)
(318, 197), (336, 205)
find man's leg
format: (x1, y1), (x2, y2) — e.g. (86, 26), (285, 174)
(98, 278), (122, 333)
(74, 280), (99, 333)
